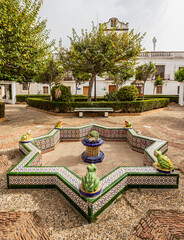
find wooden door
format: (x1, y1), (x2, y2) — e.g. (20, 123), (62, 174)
(109, 85), (116, 93)
(83, 86), (89, 96)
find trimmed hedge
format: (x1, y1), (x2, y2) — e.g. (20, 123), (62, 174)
(144, 95), (178, 103)
(16, 95), (50, 102)
(27, 98), (170, 113)
(0, 102), (5, 118)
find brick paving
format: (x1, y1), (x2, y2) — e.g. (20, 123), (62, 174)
(0, 211), (51, 240)
(129, 210), (184, 240)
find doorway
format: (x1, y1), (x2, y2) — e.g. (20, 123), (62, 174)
(83, 86), (89, 96)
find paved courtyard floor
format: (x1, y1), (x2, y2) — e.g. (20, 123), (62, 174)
(0, 104), (184, 239)
(42, 141), (144, 178)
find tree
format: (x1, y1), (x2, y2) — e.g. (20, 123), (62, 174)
(72, 71), (91, 95)
(0, 0), (54, 90)
(108, 61), (135, 92)
(135, 62), (156, 100)
(175, 68), (184, 82)
(35, 58), (64, 100)
(61, 24), (144, 101)
(153, 75), (163, 95)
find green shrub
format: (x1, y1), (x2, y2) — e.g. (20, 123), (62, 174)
(27, 98), (169, 113)
(0, 102), (5, 118)
(72, 95), (106, 102)
(117, 85), (138, 101)
(16, 94), (50, 102)
(104, 92), (117, 101)
(27, 98), (71, 112)
(144, 95), (178, 103)
(51, 84), (71, 102)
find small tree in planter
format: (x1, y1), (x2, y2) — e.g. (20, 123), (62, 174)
(153, 75), (164, 95)
(135, 62), (156, 100)
(117, 85), (138, 101)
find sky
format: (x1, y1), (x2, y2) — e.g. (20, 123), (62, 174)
(39, 0), (184, 51)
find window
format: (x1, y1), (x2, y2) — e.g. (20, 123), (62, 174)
(177, 86), (180, 94)
(156, 86), (162, 94)
(105, 76), (113, 81)
(64, 72), (73, 81)
(43, 86), (48, 94)
(155, 65), (165, 79)
(22, 83), (28, 90)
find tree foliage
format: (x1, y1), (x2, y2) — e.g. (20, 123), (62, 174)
(175, 67), (184, 82)
(108, 61), (135, 92)
(0, 0), (54, 84)
(135, 62), (156, 99)
(153, 75), (163, 95)
(35, 58), (64, 99)
(61, 24), (145, 101)
(72, 70), (91, 94)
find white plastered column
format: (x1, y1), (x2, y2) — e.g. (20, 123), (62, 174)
(1, 85), (5, 98)
(179, 82), (184, 106)
(11, 81), (16, 104)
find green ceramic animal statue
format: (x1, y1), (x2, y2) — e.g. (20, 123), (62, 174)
(154, 150), (173, 170)
(82, 164), (100, 192)
(55, 120), (62, 128)
(88, 131), (99, 142)
(125, 121), (132, 128)
(21, 130), (32, 142)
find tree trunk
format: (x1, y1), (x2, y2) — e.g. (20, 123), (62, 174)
(153, 86), (155, 95)
(49, 82), (52, 101)
(28, 82), (30, 96)
(116, 81), (119, 92)
(87, 74), (96, 101)
(75, 81), (78, 95)
(143, 83), (145, 100)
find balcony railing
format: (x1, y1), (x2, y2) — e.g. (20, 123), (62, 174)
(139, 52), (171, 57)
(63, 77), (73, 81)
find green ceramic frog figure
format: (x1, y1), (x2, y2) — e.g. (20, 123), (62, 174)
(88, 130), (99, 142)
(154, 150), (173, 170)
(125, 121), (132, 128)
(55, 120), (62, 128)
(21, 130), (32, 142)
(82, 164), (100, 192)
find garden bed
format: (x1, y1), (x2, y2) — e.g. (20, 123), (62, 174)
(26, 97), (170, 113)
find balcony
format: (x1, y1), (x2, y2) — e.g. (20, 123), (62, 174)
(63, 77), (74, 81)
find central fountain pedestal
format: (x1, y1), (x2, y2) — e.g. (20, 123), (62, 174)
(81, 131), (104, 163)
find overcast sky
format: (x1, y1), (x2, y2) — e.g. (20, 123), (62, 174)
(39, 0), (184, 51)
